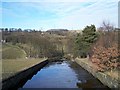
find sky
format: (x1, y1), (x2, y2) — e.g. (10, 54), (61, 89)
(0, 0), (119, 31)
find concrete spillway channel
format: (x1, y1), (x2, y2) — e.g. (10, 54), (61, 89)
(2, 59), (111, 89)
(2, 60), (49, 90)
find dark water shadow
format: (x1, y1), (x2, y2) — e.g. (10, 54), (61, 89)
(69, 61), (111, 89)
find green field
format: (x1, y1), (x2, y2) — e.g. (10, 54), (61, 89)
(1, 43), (47, 80)
(2, 58), (47, 80)
(2, 43), (26, 59)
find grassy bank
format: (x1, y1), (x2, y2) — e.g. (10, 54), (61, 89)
(75, 58), (119, 79)
(2, 58), (47, 80)
(75, 58), (119, 88)
(2, 43), (26, 59)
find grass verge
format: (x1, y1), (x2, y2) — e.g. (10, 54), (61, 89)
(2, 58), (47, 80)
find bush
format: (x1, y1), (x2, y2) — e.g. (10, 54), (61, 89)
(90, 30), (119, 72)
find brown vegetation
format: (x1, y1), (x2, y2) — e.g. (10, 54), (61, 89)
(90, 21), (119, 72)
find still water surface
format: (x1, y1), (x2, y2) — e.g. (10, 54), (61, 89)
(22, 60), (109, 88)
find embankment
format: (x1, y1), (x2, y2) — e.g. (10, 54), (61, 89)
(75, 58), (119, 89)
(2, 59), (48, 90)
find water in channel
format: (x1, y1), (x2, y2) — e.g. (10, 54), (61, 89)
(21, 60), (109, 89)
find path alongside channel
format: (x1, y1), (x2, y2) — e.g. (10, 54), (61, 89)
(75, 58), (119, 88)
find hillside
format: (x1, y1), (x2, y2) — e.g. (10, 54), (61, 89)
(2, 43), (26, 59)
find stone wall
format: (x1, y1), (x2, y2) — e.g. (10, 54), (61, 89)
(75, 58), (119, 89)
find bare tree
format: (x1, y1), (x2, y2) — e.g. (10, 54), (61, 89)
(102, 21), (114, 31)
(100, 20), (115, 48)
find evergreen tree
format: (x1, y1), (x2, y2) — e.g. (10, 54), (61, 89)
(76, 25), (98, 58)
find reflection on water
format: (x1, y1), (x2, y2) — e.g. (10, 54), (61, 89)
(21, 60), (109, 89)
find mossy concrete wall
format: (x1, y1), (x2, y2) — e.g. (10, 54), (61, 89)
(2, 60), (48, 90)
(75, 58), (119, 89)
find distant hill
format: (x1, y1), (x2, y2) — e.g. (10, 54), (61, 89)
(46, 29), (81, 36)
(46, 29), (68, 35)
(68, 30), (81, 34)
(47, 29), (68, 31)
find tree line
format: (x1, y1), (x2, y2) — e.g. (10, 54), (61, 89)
(74, 21), (119, 72)
(1, 29), (63, 58)
(1, 21), (119, 72)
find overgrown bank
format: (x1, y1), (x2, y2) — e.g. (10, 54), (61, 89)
(75, 58), (119, 88)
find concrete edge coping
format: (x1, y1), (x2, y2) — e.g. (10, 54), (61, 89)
(2, 59), (48, 82)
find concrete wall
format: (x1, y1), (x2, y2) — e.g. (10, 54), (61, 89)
(2, 60), (48, 90)
(75, 58), (119, 89)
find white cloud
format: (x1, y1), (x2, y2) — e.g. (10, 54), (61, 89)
(48, 1), (118, 29)
(1, 0), (84, 2)
(18, 2), (80, 15)
(56, 1), (116, 29)
(1, 0), (119, 2)
(1, 0), (118, 30)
